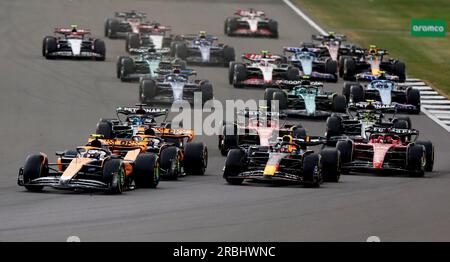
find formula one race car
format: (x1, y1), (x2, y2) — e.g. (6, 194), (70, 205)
(343, 79), (421, 114)
(265, 80), (347, 117)
(229, 51), (300, 88)
(17, 135), (160, 193)
(223, 135), (341, 186)
(218, 110), (306, 156)
(336, 126), (434, 177)
(125, 22), (173, 52)
(224, 9), (278, 38)
(95, 105), (208, 179)
(117, 48), (186, 82)
(341, 45), (406, 82)
(105, 10), (148, 39)
(311, 32), (348, 62)
(283, 46), (338, 82)
(42, 25), (105, 60)
(325, 101), (412, 144)
(171, 31), (235, 66)
(139, 68), (213, 104)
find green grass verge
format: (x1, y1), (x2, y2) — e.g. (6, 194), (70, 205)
(294, 0), (450, 96)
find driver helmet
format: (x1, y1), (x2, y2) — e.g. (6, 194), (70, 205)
(89, 139), (102, 148)
(328, 31), (335, 38)
(368, 45), (378, 55)
(71, 24), (78, 33)
(261, 50), (269, 58)
(131, 117), (143, 126)
(378, 71), (387, 80)
(199, 31), (207, 39)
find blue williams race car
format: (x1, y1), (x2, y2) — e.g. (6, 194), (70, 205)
(171, 31), (235, 66)
(343, 79), (421, 114)
(265, 80), (347, 118)
(283, 46), (338, 82)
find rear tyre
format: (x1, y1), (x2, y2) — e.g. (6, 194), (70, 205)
(42, 36), (57, 59)
(350, 84), (364, 103)
(326, 116), (342, 144)
(201, 82), (214, 104)
(22, 154), (48, 192)
(159, 147), (180, 180)
(332, 94), (347, 113)
(416, 141), (434, 172)
(343, 58), (356, 81)
(406, 87), (421, 114)
(394, 61), (406, 83)
(264, 88), (279, 108)
(228, 62), (236, 84)
(184, 142), (208, 176)
(233, 63), (247, 88)
(339, 56), (351, 77)
(325, 58), (338, 75)
(321, 149), (341, 182)
(286, 67), (300, 81)
(342, 82), (357, 102)
(407, 145), (425, 177)
(96, 121), (113, 139)
(223, 46), (235, 66)
(139, 79), (157, 103)
(220, 124), (238, 156)
(175, 43), (188, 60)
(126, 33), (140, 52)
(93, 39), (106, 61)
(119, 57), (135, 81)
(272, 91), (288, 110)
(336, 140), (353, 164)
(291, 125), (306, 139)
(302, 154), (321, 187)
(103, 159), (125, 194)
(268, 20), (278, 38)
(223, 149), (245, 185)
(105, 19), (120, 38)
(134, 153), (160, 188)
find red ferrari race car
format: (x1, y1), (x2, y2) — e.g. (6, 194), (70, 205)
(229, 51), (300, 88)
(336, 126), (434, 177)
(224, 9), (278, 38)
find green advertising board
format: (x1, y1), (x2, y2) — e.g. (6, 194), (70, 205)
(411, 19), (446, 37)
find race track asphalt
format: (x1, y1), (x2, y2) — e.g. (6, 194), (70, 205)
(1, 0), (450, 241)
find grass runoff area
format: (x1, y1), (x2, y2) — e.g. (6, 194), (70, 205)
(294, 0), (450, 97)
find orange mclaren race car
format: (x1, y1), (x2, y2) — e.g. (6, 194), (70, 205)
(18, 135), (160, 194)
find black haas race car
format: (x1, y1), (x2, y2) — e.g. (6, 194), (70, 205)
(224, 9), (278, 38)
(223, 135), (341, 187)
(336, 126), (434, 177)
(42, 25), (105, 60)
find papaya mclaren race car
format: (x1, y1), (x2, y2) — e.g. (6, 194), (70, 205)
(335, 126), (434, 177)
(218, 110), (306, 156)
(171, 32), (235, 66)
(105, 10), (148, 39)
(343, 78), (421, 114)
(229, 51), (300, 88)
(17, 135), (160, 194)
(224, 9), (278, 38)
(42, 25), (106, 60)
(95, 105), (208, 179)
(223, 135), (341, 186)
(264, 79), (347, 118)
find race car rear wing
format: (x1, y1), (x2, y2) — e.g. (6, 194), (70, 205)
(348, 102), (397, 113)
(242, 53), (281, 62)
(116, 106), (169, 118)
(115, 11), (146, 19)
(292, 136), (328, 147)
(312, 34), (346, 42)
(55, 27), (91, 35)
(365, 126), (419, 139)
(239, 109), (287, 119)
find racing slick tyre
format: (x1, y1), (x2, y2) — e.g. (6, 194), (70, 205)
(226, 18), (239, 36)
(22, 154), (48, 192)
(139, 79), (157, 103)
(336, 140), (353, 165)
(416, 141), (434, 172)
(200, 82), (214, 104)
(320, 148), (341, 182)
(395, 116), (412, 129)
(343, 58), (356, 81)
(170, 41), (179, 57)
(233, 63), (248, 88)
(116, 56), (127, 78)
(223, 46), (235, 67)
(228, 62), (237, 84)
(325, 58), (338, 75)
(342, 82), (357, 102)
(126, 33), (140, 52)
(394, 61), (406, 83)
(286, 67), (300, 81)
(134, 153), (160, 188)
(272, 91), (288, 110)
(406, 87), (421, 114)
(407, 144), (426, 177)
(184, 142), (208, 176)
(332, 94), (347, 113)
(350, 84), (364, 103)
(264, 88), (279, 108)
(339, 56), (352, 77)
(96, 121), (113, 139)
(175, 43), (188, 60)
(105, 19), (120, 38)
(302, 153), (321, 188)
(172, 58), (187, 69)
(103, 159), (125, 194)
(268, 20), (278, 38)
(42, 36), (57, 59)
(220, 124), (238, 156)
(223, 149), (245, 185)
(119, 57), (135, 81)
(93, 39), (106, 61)
(326, 115), (342, 145)
(392, 119), (409, 129)
(224, 18), (230, 35)
(160, 147), (181, 181)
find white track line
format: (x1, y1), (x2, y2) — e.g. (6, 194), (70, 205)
(283, 0), (450, 132)
(421, 95), (446, 100)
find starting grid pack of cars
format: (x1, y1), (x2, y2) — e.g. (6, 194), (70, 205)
(21, 9), (434, 194)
